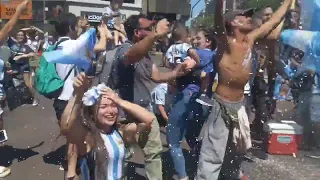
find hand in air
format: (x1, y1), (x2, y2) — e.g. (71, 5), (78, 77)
(73, 72), (92, 95)
(98, 24), (113, 40)
(101, 88), (122, 105)
(13, 56), (21, 61)
(174, 63), (190, 77)
(20, 27), (31, 31)
(156, 19), (169, 37)
(17, 0), (29, 12)
(182, 57), (196, 71)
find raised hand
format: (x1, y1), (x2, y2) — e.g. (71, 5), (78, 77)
(182, 57), (197, 71)
(20, 27), (31, 31)
(101, 88), (122, 105)
(16, 0), (29, 13)
(155, 19), (169, 37)
(73, 72), (91, 95)
(98, 24), (113, 40)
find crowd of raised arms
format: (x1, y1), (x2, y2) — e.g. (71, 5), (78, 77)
(1, 0), (320, 179)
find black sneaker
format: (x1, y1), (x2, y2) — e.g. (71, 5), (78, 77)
(196, 94), (213, 107)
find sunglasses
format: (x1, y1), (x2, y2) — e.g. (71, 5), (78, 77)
(138, 26), (153, 32)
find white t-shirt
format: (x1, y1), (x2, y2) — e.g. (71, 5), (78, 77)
(103, 6), (120, 25)
(56, 64), (77, 101)
(27, 39), (40, 52)
(151, 83), (173, 115)
(165, 43), (192, 67)
(55, 37), (78, 101)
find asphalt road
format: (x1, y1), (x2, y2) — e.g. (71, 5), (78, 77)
(1, 54), (320, 180)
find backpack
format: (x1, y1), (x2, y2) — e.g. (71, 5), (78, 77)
(95, 43), (130, 88)
(34, 40), (74, 99)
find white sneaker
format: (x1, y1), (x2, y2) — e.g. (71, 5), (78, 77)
(32, 99), (39, 106)
(0, 166), (11, 178)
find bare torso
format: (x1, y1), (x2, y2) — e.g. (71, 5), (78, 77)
(215, 37), (254, 101)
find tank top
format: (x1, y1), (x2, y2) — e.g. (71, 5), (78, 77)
(80, 129), (126, 180)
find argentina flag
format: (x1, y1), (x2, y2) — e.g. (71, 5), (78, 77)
(280, 0), (320, 74)
(42, 28), (96, 72)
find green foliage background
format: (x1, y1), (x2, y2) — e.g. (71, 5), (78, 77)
(191, 0), (283, 28)
(192, 15), (215, 28)
(247, 0), (281, 10)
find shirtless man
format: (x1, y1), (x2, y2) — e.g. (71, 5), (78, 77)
(196, 0), (294, 180)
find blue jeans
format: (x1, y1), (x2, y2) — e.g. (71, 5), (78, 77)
(167, 88), (208, 178)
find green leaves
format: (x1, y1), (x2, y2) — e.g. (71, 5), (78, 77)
(247, 0), (282, 11)
(192, 15), (215, 28)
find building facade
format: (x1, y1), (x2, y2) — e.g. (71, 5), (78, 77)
(66, 0), (142, 24)
(142, 0), (191, 23)
(205, 0), (248, 15)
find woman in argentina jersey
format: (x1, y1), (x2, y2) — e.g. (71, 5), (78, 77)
(60, 73), (155, 180)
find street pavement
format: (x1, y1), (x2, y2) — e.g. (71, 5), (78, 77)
(1, 54), (320, 180)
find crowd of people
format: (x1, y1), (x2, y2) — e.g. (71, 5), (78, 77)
(0, 0), (319, 179)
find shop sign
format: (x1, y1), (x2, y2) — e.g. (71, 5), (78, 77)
(0, 0), (32, 20)
(81, 11), (102, 22)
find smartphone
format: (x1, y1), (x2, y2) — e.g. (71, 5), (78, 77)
(102, 15), (111, 26)
(107, 23), (115, 30)
(0, 130), (8, 143)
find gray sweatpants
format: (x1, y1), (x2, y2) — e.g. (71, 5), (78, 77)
(196, 95), (245, 180)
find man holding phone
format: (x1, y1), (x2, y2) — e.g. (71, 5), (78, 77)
(107, 14), (190, 180)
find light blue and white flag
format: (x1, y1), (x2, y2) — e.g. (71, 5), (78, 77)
(279, 0), (320, 75)
(42, 28), (96, 72)
(301, 0), (320, 31)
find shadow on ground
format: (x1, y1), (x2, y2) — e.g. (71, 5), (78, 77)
(162, 149), (200, 180)
(43, 144), (67, 167)
(126, 162), (147, 180)
(0, 141), (43, 167)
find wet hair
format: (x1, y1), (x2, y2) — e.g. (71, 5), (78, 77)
(197, 27), (217, 50)
(124, 13), (147, 41)
(55, 13), (77, 37)
(171, 23), (188, 42)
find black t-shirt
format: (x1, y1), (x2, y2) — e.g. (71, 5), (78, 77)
(115, 42), (156, 108)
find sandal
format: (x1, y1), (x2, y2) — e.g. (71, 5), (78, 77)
(0, 166), (11, 178)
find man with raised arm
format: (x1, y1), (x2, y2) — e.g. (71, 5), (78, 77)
(196, 0), (294, 180)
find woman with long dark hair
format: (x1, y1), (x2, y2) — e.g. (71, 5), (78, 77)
(60, 72), (154, 179)
(0, 0), (32, 177)
(9, 30), (38, 106)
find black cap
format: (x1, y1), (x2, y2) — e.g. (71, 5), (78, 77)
(224, 8), (255, 23)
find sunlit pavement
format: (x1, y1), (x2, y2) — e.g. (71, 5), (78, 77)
(0, 54), (319, 180)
